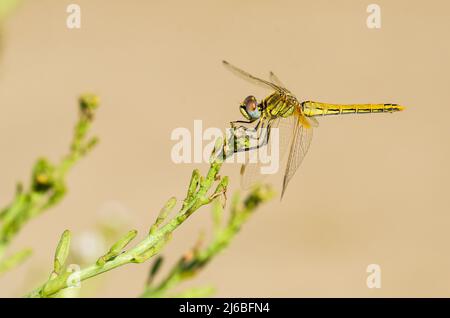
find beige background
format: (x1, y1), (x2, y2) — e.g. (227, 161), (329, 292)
(0, 0), (449, 297)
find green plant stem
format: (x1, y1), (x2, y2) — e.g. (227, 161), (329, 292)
(27, 139), (233, 298)
(141, 185), (274, 298)
(0, 248), (31, 275)
(0, 94), (99, 274)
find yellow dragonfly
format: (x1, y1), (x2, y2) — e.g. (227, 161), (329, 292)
(223, 60), (405, 198)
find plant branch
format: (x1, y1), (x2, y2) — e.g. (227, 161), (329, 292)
(0, 94), (99, 274)
(141, 185), (274, 298)
(26, 138), (234, 298)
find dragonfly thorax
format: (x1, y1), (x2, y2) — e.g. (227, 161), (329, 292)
(261, 91), (298, 119)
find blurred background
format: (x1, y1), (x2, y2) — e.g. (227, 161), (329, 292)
(0, 0), (449, 297)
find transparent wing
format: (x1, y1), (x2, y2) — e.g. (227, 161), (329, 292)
(308, 116), (319, 127)
(223, 60), (283, 92)
(281, 111), (314, 198)
(240, 115), (296, 190)
(240, 156), (267, 190)
(269, 71), (291, 94)
(239, 119), (273, 190)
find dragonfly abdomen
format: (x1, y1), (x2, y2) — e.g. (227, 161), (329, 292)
(301, 101), (405, 117)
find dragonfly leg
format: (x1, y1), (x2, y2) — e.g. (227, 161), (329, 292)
(233, 125), (271, 153)
(230, 119), (257, 130)
(230, 118), (261, 139)
(225, 120), (258, 156)
(232, 124), (261, 141)
(233, 116), (262, 129)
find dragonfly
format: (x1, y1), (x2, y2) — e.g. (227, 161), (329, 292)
(223, 60), (405, 198)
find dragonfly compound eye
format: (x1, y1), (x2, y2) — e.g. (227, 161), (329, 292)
(241, 95), (260, 120)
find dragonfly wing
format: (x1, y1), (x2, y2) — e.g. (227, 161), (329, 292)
(270, 115), (297, 163)
(308, 116), (319, 127)
(269, 71), (292, 94)
(240, 157), (266, 190)
(240, 115), (295, 190)
(239, 119), (273, 189)
(281, 111), (314, 198)
(223, 60), (282, 91)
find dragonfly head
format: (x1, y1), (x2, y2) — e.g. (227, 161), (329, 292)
(240, 95), (261, 120)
